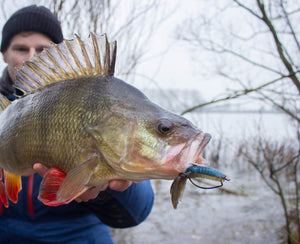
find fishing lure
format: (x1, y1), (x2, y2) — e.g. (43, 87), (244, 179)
(170, 165), (230, 209)
(184, 165), (229, 189)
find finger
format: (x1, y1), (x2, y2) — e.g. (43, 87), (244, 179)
(76, 184), (108, 202)
(33, 163), (49, 177)
(108, 180), (132, 191)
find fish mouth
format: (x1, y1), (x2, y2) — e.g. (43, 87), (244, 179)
(169, 132), (211, 173)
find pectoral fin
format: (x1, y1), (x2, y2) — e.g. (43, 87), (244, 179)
(57, 155), (98, 203)
(39, 155), (98, 206)
(38, 167), (67, 206)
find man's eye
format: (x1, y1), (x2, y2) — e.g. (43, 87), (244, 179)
(36, 48), (44, 54)
(15, 47), (27, 52)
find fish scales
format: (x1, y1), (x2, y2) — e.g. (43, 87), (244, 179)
(2, 79), (86, 172)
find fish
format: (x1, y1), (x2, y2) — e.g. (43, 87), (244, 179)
(0, 33), (226, 210)
(170, 165), (230, 209)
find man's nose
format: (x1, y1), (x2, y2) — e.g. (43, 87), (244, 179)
(27, 48), (37, 60)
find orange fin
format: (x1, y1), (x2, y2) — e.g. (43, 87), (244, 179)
(38, 167), (67, 206)
(4, 171), (22, 203)
(27, 174), (34, 216)
(39, 155), (98, 206)
(0, 181), (8, 208)
(0, 169), (8, 209)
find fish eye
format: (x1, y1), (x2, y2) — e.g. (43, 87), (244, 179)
(157, 119), (173, 134)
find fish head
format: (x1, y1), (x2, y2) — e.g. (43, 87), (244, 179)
(90, 80), (211, 180)
(133, 116), (210, 179)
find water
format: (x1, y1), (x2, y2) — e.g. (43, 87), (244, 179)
(112, 174), (284, 244)
(186, 111), (296, 141)
(111, 112), (297, 243)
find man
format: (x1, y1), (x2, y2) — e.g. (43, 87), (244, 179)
(0, 5), (154, 243)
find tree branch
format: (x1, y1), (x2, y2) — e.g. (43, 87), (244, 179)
(256, 0), (300, 94)
(255, 89), (300, 122)
(181, 71), (300, 116)
(233, 0), (262, 20)
(280, 0), (300, 52)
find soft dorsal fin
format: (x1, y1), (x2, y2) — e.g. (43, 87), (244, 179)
(15, 33), (117, 95)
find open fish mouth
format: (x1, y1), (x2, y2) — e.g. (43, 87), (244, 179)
(171, 132), (211, 173)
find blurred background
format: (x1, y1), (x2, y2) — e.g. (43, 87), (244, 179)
(0, 1), (299, 243)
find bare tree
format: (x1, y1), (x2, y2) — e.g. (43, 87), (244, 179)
(176, 0), (300, 123)
(177, 1), (300, 243)
(236, 126), (300, 244)
(176, 1), (300, 243)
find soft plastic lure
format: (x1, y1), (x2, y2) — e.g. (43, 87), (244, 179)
(170, 165), (230, 209)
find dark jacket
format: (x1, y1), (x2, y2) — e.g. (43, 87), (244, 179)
(0, 174), (154, 243)
(0, 67), (154, 243)
(0, 67), (23, 100)
(0, 67), (14, 97)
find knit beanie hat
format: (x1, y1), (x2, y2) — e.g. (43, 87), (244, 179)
(1, 5), (63, 52)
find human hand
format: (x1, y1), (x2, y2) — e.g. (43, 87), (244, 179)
(33, 163), (132, 202)
(75, 179), (132, 202)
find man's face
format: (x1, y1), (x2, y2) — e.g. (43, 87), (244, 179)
(2, 32), (52, 81)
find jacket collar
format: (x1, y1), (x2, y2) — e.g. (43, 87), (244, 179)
(0, 67), (14, 97)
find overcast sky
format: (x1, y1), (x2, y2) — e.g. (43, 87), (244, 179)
(0, 0), (244, 102)
(130, 0), (237, 101)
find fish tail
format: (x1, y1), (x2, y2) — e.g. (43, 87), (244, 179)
(0, 95), (15, 211)
(0, 94), (11, 111)
(0, 168), (22, 213)
(0, 169), (8, 211)
(3, 170), (22, 203)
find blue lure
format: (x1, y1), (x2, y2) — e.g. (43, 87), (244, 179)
(170, 165), (230, 209)
(183, 165), (229, 189)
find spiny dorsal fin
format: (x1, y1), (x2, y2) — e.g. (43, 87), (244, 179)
(0, 94), (11, 111)
(15, 33), (117, 95)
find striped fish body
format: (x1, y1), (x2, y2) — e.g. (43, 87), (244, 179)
(0, 33), (218, 209)
(0, 76), (108, 175)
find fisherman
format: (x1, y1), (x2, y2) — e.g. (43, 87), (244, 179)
(0, 5), (154, 243)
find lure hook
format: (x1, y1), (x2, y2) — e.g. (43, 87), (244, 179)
(179, 172), (224, 190)
(188, 177), (223, 189)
